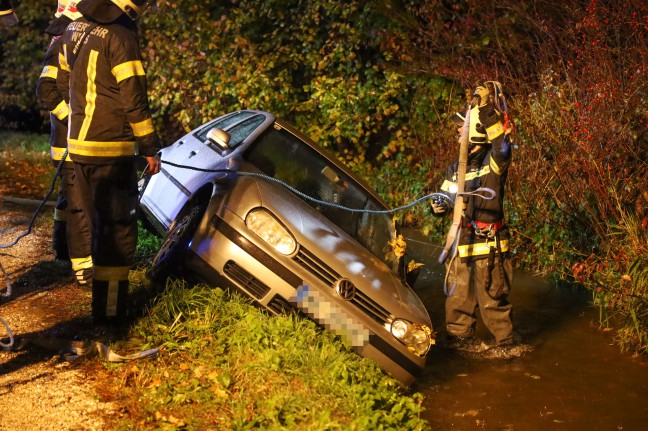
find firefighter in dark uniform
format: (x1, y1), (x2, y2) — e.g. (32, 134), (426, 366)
(57, 0), (161, 323)
(36, 0), (93, 285)
(431, 84), (514, 350)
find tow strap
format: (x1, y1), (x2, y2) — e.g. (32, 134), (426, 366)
(438, 103), (473, 265)
(2, 336), (159, 362)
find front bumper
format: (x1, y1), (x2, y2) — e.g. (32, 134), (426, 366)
(184, 211), (427, 385)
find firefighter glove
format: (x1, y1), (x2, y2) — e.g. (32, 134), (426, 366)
(430, 196), (448, 217)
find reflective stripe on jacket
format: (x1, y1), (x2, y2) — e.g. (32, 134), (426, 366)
(36, 36), (70, 167)
(57, 15), (160, 164)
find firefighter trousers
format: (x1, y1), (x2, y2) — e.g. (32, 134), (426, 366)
(60, 163), (93, 283)
(445, 254), (513, 344)
(74, 159), (138, 322)
(52, 187), (69, 260)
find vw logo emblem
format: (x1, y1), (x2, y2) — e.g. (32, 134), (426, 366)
(335, 278), (356, 301)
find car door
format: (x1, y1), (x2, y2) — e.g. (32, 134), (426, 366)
(141, 111), (272, 229)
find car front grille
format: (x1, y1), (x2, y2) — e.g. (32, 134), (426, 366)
(223, 260), (270, 300)
(293, 247), (392, 325)
(267, 294), (295, 315)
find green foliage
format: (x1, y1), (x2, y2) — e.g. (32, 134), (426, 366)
(134, 222), (163, 267)
(0, 0), (52, 130)
(109, 280), (428, 430)
(503, 0), (647, 353)
(141, 0), (423, 166)
(384, 0), (648, 354)
(3, 0), (647, 355)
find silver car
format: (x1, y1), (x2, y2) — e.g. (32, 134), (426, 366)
(139, 110), (434, 385)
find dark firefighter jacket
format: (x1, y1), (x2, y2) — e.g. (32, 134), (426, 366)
(36, 36), (71, 167)
(439, 104), (512, 260)
(57, 15), (160, 164)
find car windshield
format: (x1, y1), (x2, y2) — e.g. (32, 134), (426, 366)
(244, 126), (399, 269)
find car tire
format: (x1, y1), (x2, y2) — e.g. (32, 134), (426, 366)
(147, 202), (207, 282)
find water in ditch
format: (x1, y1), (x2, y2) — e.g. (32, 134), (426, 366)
(404, 230), (648, 431)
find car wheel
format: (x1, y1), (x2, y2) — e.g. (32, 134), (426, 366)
(147, 202), (206, 281)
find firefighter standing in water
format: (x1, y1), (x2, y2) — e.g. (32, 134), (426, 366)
(36, 0), (93, 285)
(57, 0), (161, 324)
(430, 83), (514, 351)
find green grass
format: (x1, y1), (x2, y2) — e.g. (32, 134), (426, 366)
(104, 277), (429, 430)
(0, 130), (50, 153)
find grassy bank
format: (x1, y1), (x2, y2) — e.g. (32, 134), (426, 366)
(100, 277), (428, 430)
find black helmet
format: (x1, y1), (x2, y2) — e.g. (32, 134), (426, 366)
(450, 108), (488, 145)
(77, 0), (150, 24)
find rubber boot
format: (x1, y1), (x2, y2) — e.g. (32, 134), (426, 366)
(52, 220), (70, 261)
(92, 279), (129, 324)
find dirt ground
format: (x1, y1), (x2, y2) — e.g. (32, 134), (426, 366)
(0, 197), (120, 430)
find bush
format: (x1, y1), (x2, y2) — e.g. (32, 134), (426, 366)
(0, 0), (52, 130)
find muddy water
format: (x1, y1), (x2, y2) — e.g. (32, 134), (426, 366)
(404, 231), (648, 431)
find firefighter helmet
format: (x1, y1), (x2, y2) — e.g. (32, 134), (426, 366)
(468, 107), (488, 145)
(76, 0), (150, 23)
(55, 1), (69, 18)
(451, 109), (466, 126)
(46, 0), (83, 35)
(110, 0), (149, 20)
(450, 108), (488, 145)
(62, 0), (83, 20)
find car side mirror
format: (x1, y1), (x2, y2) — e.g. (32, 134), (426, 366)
(206, 128), (231, 149)
(321, 166), (340, 184)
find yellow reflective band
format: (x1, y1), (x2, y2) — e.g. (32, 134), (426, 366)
(130, 118), (154, 137)
(53, 207), (67, 222)
(71, 256), (93, 272)
(52, 100), (70, 121)
(79, 50), (99, 141)
(466, 165), (490, 180)
(490, 156), (502, 175)
(107, 280), (119, 316)
(51, 146), (73, 162)
(443, 166), (491, 193)
(441, 180), (457, 193)
(112, 60), (145, 83)
(93, 265), (130, 281)
(59, 50), (70, 72)
(68, 138), (137, 157)
(40, 65), (58, 80)
(0, 9), (15, 16)
(486, 122), (504, 141)
(458, 239), (509, 258)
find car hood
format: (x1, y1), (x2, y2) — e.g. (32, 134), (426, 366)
(223, 175), (431, 326)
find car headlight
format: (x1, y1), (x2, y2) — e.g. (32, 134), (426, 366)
(388, 318), (433, 357)
(245, 208), (296, 255)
